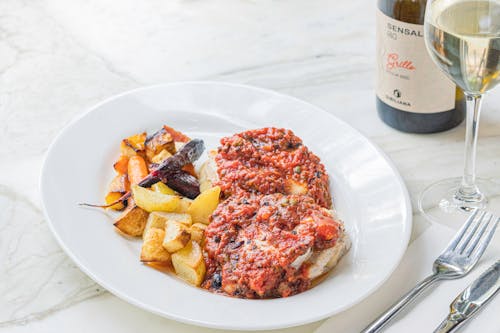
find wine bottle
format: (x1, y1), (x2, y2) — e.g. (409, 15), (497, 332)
(376, 0), (465, 133)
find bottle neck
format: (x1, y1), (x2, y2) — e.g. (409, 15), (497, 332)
(378, 0), (427, 24)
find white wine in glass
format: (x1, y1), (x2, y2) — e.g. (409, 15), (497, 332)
(419, 0), (500, 224)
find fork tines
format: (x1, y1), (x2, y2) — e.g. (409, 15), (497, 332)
(446, 209), (499, 259)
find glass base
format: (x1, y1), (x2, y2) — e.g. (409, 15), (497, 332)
(418, 177), (500, 228)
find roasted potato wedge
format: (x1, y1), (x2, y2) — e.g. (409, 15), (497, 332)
(105, 192), (125, 210)
(114, 204), (149, 236)
(162, 220), (191, 252)
(120, 132), (147, 157)
(151, 182), (176, 195)
(143, 212), (168, 239)
(190, 223), (207, 243)
(132, 185), (180, 213)
(113, 155), (129, 174)
(150, 149), (172, 164)
(124, 132), (147, 151)
(143, 212), (193, 239)
(187, 186), (221, 224)
(108, 174), (129, 193)
(140, 228), (170, 263)
(176, 198), (193, 213)
(171, 241), (206, 286)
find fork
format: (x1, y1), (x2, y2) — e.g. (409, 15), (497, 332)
(361, 209), (499, 333)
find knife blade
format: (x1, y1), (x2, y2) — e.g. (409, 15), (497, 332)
(434, 261), (500, 333)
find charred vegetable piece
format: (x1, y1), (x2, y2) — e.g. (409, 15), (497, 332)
(81, 138), (204, 208)
(161, 170), (200, 199)
(139, 139), (205, 187)
(145, 127), (176, 160)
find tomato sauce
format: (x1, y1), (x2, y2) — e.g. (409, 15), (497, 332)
(214, 128), (332, 208)
(202, 128), (341, 298)
(203, 193), (341, 298)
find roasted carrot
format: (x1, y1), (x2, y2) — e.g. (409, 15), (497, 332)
(113, 155), (129, 174)
(128, 155), (149, 186)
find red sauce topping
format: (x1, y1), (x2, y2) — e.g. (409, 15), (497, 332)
(203, 128), (340, 298)
(203, 193), (341, 298)
(214, 128), (332, 208)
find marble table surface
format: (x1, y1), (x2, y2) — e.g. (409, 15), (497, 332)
(1, 1), (499, 332)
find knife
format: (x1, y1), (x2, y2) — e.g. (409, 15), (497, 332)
(434, 261), (500, 333)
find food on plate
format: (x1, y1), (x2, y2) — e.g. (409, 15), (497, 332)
(86, 126), (348, 298)
(171, 241), (206, 286)
(131, 185), (180, 213)
(141, 228), (170, 263)
(189, 223), (207, 243)
(186, 186), (221, 224)
(114, 204), (149, 236)
(203, 193), (348, 298)
(205, 127), (332, 208)
(162, 220), (191, 252)
(200, 128), (348, 298)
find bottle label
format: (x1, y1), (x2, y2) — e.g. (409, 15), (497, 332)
(376, 9), (456, 113)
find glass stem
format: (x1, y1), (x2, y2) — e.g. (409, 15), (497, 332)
(455, 93), (484, 203)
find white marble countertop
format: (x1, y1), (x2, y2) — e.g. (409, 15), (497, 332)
(1, 1), (499, 332)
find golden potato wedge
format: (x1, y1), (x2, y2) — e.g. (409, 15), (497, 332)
(151, 182), (176, 195)
(190, 223), (207, 244)
(171, 241), (206, 286)
(131, 185), (180, 213)
(105, 192), (125, 211)
(108, 174), (129, 193)
(120, 140), (137, 157)
(187, 186), (221, 224)
(143, 212), (192, 239)
(150, 149), (172, 164)
(162, 220), (191, 252)
(114, 204), (149, 236)
(143, 212), (168, 239)
(140, 228), (170, 263)
(176, 197), (193, 213)
(124, 132), (147, 151)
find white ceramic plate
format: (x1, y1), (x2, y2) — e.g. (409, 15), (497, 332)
(40, 82), (412, 330)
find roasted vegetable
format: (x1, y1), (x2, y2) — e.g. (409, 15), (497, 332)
(187, 186), (221, 224)
(151, 182), (176, 195)
(113, 155), (129, 174)
(190, 223), (206, 243)
(81, 139), (204, 208)
(162, 170), (200, 199)
(105, 192), (125, 210)
(145, 127), (176, 161)
(162, 220), (191, 252)
(108, 174), (129, 193)
(128, 155), (149, 186)
(140, 139), (205, 187)
(114, 204), (149, 236)
(171, 241), (206, 286)
(120, 132), (147, 157)
(140, 228), (170, 263)
(132, 185), (180, 213)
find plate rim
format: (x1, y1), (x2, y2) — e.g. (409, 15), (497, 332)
(39, 81), (412, 330)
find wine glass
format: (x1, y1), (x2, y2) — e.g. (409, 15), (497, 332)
(419, 0), (500, 224)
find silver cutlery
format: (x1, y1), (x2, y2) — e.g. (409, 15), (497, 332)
(434, 260), (500, 333)
(362, 209), (499, 333)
